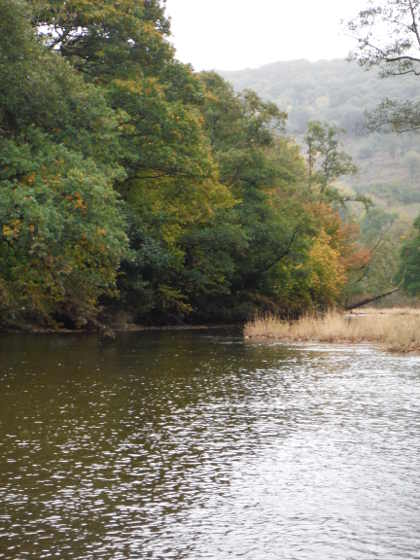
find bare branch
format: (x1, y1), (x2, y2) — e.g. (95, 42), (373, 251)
(408, 0), (420, 50)
(385, 54), (420, 64)
(346, 286), (401, 310)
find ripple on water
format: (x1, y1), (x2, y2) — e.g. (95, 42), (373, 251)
(0, 333), (419, 559)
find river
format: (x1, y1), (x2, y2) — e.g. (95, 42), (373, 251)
(1, 331), (419, 559)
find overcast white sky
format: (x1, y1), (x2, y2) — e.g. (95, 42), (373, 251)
(164, 0), (368, 71)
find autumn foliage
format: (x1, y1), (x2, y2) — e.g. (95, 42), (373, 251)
(0, 0), (371, 329)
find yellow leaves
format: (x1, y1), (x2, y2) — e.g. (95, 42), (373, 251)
(161, 223), (183, 249)
(2, 219), (22, 240)
(46, 173), (62, 188)
(113, 79), (143, 95)
(308, 229), (347, 301)
(203, 90), (220, 104)
(2, 225), (14, 239)
(127, 173), (236, 247)
(112, 77), (163, 97)
(142, 21), (162, 39)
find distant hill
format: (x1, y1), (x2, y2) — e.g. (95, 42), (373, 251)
(221, 59), (420, 219)
(221, 59), (419, 135)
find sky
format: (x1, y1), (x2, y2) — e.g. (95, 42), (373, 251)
(164, 0), (368, 71)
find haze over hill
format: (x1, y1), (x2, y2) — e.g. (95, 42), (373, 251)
(221, 59), (420, 218)
(222, 59), (419, 133)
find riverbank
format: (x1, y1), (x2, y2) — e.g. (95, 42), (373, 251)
(244, 309), (420, 353)
(1, 322), (239, 336)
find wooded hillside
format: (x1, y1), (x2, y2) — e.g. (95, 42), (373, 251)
(222, 59), (420, 218)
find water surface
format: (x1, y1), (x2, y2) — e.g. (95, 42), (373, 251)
(1, 332), (419, 559)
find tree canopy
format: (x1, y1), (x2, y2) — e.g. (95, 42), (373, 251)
(0, 0), (374, 329)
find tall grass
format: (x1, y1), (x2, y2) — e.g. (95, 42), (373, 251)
(244, 311), (420, 353)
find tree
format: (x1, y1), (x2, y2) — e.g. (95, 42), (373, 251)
(28, 1), (241, 323)
(400, 216), (420, 294)
(30, 0), (172, 80)
(347, 1), (420, 298)
(196, 73), (314, 318)
(194, 75), (368, 318)
(0, 0), (129, 328)
(304, 121), (357, 194)
(0, 0), (378, 329)
(303, 121), (371, 213)
(347, 0), (420, 132)
(30, 0), (215, 184)
(343, 208), (406, 305)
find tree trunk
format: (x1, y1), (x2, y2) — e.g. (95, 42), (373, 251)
(345, 287), (400, 311)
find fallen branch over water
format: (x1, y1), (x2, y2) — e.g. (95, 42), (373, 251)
(244, 311), (420, 353)
(345, 287), (400, 311)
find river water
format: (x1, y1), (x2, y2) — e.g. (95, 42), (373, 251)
(0, 331), (419, 559)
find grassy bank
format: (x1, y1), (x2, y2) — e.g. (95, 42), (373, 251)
(244, 310), (420, 353)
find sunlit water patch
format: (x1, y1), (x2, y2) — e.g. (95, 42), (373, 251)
(0, 333), (419, 559)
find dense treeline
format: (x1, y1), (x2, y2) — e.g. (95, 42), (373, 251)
(0, 0), (373, 330)
(223, 37), (420, 306)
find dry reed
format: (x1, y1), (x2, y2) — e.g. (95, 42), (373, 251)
(244, 311), (420, 353)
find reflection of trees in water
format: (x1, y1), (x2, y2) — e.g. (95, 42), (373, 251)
(2, 332), (419, 559)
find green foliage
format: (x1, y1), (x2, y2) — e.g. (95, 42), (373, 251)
(346, 0), (420, 298)
(0, 0), (128, 327)
(343, 208), (405, 305)
(400, 216), (420, 295)
(304, 121), (357, 197)
(0, 0), (121, 164)
(221, 59), (420, 135)
(0, 132), (128, 327)
(0, 0), (373, 329)
(30, 0), (172, 79)
(221, 59), (420, 214)
(31, 0), (212, 184)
